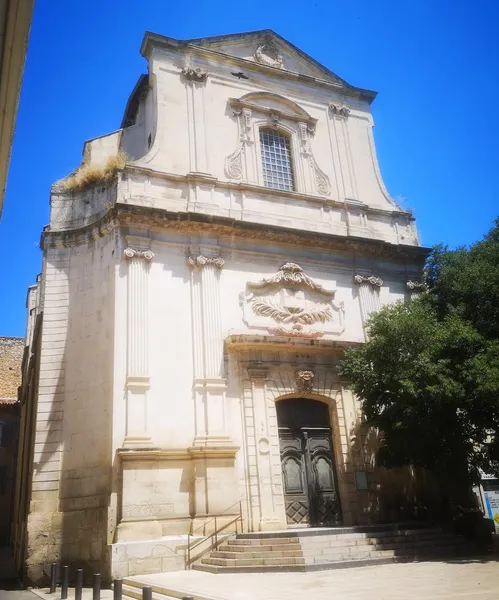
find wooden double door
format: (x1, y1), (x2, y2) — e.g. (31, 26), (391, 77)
(277, 398), (341, 526)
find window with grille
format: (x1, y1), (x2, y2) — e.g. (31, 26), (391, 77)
(259, 129), (295, 191)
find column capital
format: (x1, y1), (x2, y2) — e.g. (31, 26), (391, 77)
(124, 247), (154, 261)
(181, 66), (208, 83)
(329, 101), (350, 119)
(407, 280), (427, 291)
(187, 255), (225, 269)
(354, 274), (383, 287)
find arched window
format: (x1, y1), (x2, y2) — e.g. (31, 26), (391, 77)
(259, 128), (295, 191)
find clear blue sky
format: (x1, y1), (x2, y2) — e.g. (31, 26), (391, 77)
(0, 0), (498, 336)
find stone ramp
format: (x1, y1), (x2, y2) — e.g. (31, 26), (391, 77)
(121, 575), (219, 600)
(121, 561), (499, 600)
(193, 524), (472, 573)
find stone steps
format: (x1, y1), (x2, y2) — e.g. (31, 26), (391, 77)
(193, 525), (472, 573)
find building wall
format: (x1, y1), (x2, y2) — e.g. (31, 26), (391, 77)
(0, 336), (23, 545)
(23, 235), (116, 582)
(17, 31), (429, 582)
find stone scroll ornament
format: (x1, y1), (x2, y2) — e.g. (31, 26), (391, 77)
(224, 107), (252, 180)
(243, 262), (345, 338)
(299, 123), (331, 196)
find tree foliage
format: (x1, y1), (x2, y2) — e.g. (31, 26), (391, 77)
(341, 219), (499, 485)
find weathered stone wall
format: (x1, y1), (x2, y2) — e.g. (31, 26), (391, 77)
(25, 234), (116, 584)
(0, 337), (23, 545)
(0, 336), (24, 400)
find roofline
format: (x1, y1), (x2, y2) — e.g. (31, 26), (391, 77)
(120, 73), (149, 129)
(140, 30), (377, 104)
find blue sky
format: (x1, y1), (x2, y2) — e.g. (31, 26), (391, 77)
(1, 0), (498, 336)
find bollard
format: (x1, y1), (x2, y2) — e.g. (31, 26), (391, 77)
(75, 569), (83, 600)
(61, 566), (69, 600)
(142, 586), (152, 600)
(93, 573), (101, 600)
(113, 579), (123, 600)
(50, 563), (58, 594)
(92, 573), (100, 600)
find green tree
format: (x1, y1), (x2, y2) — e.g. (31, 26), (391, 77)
(341, 219), (499, 489)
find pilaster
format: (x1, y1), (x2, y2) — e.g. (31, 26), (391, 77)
(354, 274), (383, 337)
(188, 253), (232, 445)
(329, 102), (357, 201)
(247, 368), (287, 531)
(182, 66), (210, 176)
(123, 246), (155, 448)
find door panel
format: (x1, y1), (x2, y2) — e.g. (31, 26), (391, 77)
(279, 431), (310, 525)
(277, 399), (341, 526)
(308, 431), (341, 525)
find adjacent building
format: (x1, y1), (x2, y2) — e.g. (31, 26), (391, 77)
(14, 30), (428, 582)
(0, 336), (23, 544)
(0, 0), (35, 217)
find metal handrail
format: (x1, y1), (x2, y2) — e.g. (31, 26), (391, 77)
(186, 500), (243, 569)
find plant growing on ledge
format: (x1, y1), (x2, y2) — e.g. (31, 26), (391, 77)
(341, 218), (499, 497)
(61, 152), (128, 192)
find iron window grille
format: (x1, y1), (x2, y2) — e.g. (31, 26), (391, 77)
(259, 128), (295, 192)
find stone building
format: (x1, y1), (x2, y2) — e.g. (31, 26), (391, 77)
(0, 336), (23, 544)
(14, 30), (428, 582)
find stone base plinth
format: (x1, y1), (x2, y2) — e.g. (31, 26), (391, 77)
(110, 536), (186, 578)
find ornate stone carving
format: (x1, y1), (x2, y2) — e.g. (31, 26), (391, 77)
(181, 66), (208, 82)
(354, 274), (383, 287)
(295, 370), (314, 392)
(225, 107), (252, 180)
(254, 43), (283, 69)
(269, 112), (280, 127)
(224, 145), (243, 179)
(269, 325), (324, 339)
(329, 101), (350, 118)
(248, 262), (334, 295)
(407, 281), (426, 291)
(187, 255), (225, 269)
(310, 155), (331, 196)
(124, 248), (154, 260)
(243, 263), (345, 337)
(298, 122), (331, 196)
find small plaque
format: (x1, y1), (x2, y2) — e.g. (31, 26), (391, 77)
(355, 471), (368, 491)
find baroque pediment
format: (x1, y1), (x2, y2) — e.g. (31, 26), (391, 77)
(182, 31), (348, 85)
(241, 263), (345, 338)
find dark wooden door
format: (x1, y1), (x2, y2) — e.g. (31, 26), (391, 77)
(277, 399), (341, 526)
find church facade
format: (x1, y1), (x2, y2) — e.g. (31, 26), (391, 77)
(13, 30), (427, 582)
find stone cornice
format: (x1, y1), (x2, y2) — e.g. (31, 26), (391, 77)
(225, 334), (362, 355)
(123, 165), (414, 220)
(41, 203), (429, 263)
(140, 33), (377, 104)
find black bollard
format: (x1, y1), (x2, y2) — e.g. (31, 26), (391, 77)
(75, 569), (83, 600)
(50, 563), (57, 594)
(93, 573), (101, 600)
(142, 586), (152, 600)
(113, 580), (123, 600)
(61, 566), (69, 600)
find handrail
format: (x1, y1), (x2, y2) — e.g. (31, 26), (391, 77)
(186, 500), (243, 569)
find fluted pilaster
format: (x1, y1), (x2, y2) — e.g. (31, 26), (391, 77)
(354, 274), (383, 338)
(188, 253), (231, 444)
(123, 247), (154, 448)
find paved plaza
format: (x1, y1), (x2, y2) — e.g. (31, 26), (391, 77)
(130, 559), (499, 600)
